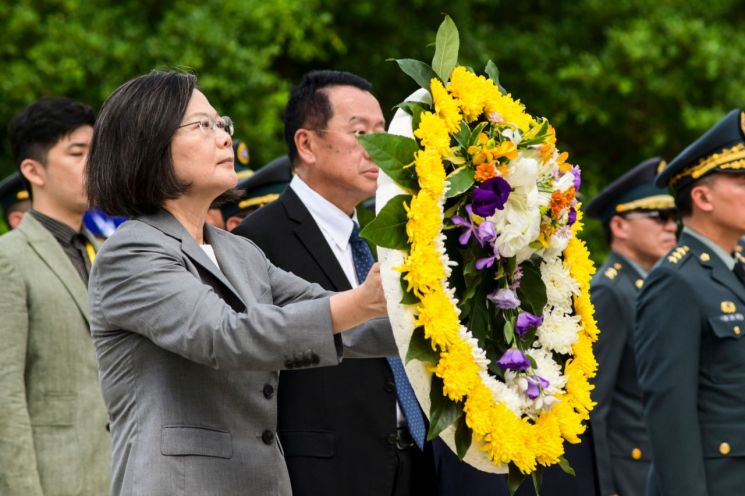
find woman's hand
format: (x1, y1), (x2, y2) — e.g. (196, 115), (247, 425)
(328, 263), (389, 334)
(356, 263), (388, 318)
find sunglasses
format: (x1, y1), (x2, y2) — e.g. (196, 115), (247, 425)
(622, 209), (678, 224)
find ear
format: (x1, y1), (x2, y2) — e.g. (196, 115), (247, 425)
(609, 215), (629, 241)
(19, 158), (46, 190)
(690, 183), (714, 213)
(294, 129), (317, 167)
(7, 210), (25, 229)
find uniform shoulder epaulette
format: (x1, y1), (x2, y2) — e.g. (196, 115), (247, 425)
(603, 262), (623, 280)
(666, 245), (690, 265)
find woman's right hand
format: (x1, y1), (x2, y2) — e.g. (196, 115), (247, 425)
(356, 263), (388, 319)
(328, 262), (389, 334)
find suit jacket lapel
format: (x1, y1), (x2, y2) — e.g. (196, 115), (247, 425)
(281, 188), (351, 291)
(139, 209), (245, 307)
(682, 233), (745, 306)
(20, 214), (90, 323)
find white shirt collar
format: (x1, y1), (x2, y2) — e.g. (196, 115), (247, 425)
(290, 175), (356, 251)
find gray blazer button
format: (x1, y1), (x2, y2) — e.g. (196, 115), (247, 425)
(262, 430), (275, 445)
(263, 384), (275, 399)
(384, 381), (395, 393)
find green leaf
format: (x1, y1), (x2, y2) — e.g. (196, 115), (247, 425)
(432, 15), (459, 82)
(358, 134), (419, 192)
(406, 326), (439, 364)
(445, 166), (475, 198)
(427, 375), (462, 441)
(503, 318), (515, 345)
(507, 462), (527, 496)
(360, 194), (411, 250)
(516, 259), (548, 316)
(532, 468), (543, 495)
(557, 456), (576, 476)
(392, 58), (439, 91)
(395, 101), (429, 135)
(454, 414), (472, 460)
(400, 273), (419, 304)
(452, 121), (472, 149)
(485, 60), (507, 95)
(520, 118), (551, 147)
(395, 100), (431, 115)
(526, 353), (537, 369)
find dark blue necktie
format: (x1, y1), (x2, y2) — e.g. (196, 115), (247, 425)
(349, 222), (427, 450)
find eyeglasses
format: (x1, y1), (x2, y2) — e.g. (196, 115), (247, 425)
(178, 115), (234, 137)
(622, 210), (678, 224)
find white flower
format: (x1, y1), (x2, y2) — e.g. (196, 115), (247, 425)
(536, 310), (580, 355)
(530, 347), (567, 395)
(483, 371), (523, 415)
(554, 171), (575, 192)
(541, 257), (579, 311)
(488, 156), (542, 262)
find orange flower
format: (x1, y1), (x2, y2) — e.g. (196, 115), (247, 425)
(550, 187), (576, 218)
(474, 162), (498, 182)
(468, 134), (519, 166)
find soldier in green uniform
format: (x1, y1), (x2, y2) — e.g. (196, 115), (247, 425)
(0, 172), (30, 229)
(585, 158), (678, 496)
(635, 109), (745, 496)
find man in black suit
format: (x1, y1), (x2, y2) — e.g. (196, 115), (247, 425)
(233, 70), (435, 496)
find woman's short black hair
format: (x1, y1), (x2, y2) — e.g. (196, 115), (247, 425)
(86, 71), (196, 217)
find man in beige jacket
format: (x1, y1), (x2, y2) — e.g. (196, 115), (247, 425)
(0, 97), (111, 495)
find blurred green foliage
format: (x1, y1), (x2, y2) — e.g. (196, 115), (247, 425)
(2, 0), (745, 261)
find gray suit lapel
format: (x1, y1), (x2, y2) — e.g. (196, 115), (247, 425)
(19, 214), (90, 323)
(139, 209), (245, 306)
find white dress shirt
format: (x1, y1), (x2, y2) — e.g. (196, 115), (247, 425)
(290, 175), (405, 425)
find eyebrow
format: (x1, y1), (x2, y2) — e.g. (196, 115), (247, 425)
(183, 111), (219, 120)
(348, 115), (386, 127)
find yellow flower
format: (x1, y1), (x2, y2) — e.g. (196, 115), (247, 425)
(436, 341), (481, 401)
(533, 411), (565, 466)
(414, 149), (446, 197)
(399, 243), (447, 295)
(416, 290), (461, 347)
(406, 192), (443, 244)
(431, 78), (462, 133)
(484, 91), (536, 132)
(415, 111), (452, 156)
(449, 66), (490, 122)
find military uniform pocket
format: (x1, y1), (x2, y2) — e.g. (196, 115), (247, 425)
(708, 316), (745, 340)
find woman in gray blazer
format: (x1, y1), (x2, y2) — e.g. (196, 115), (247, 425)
(85, 71), (394, 496)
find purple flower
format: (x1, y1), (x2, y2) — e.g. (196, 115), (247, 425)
(497, 348), (531, 371)
(451, 205), (497, 247)
(515, 312), (544, 337)
(510, 266), (524, 289)
(571, 165), (582, 192)
(488, 288), (520, 309)
(472, 177), (511, 217)
(567, 206), (577, 226)
(475, 242), (501, 270)
(526, 376), (550, 399)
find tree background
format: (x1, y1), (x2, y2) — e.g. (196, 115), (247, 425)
(2, 0), (745, 259)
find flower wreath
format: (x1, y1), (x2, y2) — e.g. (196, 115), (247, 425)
(359, 17), (599, 491)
